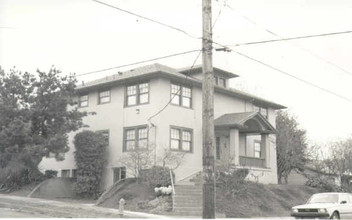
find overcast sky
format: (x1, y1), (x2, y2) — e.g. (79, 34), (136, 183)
(1, 0), (352, 145)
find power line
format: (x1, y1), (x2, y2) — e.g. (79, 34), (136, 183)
(213, 0), (228, 28)
(225, 3), (352, 76)
(90, 0), (200, 40)
(77, 49), (200, 77)
(224, 30), (352, 47)
(232, 50), (352, 103)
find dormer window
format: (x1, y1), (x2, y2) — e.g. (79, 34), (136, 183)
(215, 76), (226, 88)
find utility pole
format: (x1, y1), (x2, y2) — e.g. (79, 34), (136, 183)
(202, 0), (215, 218)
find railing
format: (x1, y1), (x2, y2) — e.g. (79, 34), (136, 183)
(239, 156), (266, 168)
(170, 169), (175, 212)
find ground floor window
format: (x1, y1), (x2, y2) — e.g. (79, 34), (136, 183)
(113, 167), (126, 183)
(254, 141), (261, 158)
(61, 169), (70, 178)
(216, 137), (221, 159)
(170, 126), (193, 152)
(71, 169), (77, 178)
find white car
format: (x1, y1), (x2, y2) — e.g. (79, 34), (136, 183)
(291, 193), (352, 219)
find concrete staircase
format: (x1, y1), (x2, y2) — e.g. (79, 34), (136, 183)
(173, 172), (203, 217)
(173, 184), (203, 216)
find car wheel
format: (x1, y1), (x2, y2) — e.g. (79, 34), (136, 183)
(330, 211), (340, 219)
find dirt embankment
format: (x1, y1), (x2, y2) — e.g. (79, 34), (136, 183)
(216, 182), (321, 218)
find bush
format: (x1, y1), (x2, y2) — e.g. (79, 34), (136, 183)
(305, 176), (341, 192)
(44, 170), (58, 179)
(0, 161), (44, 192)
(73, 130), (107, 199)
(216, 168), (249, 198)
(140, 166), (173, 188)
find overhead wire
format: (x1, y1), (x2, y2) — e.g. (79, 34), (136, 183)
(232, 50), (352, 103)
(224, 30), (352, 47)
(88, 0), (352, 104)
(90, 0), (201, 40)
(76, 49), (200, 77)
(224, 3), (352, 76)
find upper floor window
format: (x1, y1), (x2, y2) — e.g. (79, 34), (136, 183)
(126, 83), (149, 106)
(170, 126), (193, 152)
(215, 76), (226, 88)
(79, 94), (88, 107)
(171, 83), (192, 108)
(123, 125), (148, 151)
(254, 105), (268, 119)
(98, 90), (110, 104)
(254, 141), (261, 158)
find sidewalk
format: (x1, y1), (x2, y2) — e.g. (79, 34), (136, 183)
(0, 194), (171, 218)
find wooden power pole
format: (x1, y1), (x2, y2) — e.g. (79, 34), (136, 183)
(202, 0), (215, 218)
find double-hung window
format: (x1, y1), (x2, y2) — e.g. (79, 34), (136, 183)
(254, 141), (261, 158)
(170, 127), (193, 152)
(98, 90), (110, 104)
(126, 83), (149, 106)
(123, 126), (148, 151)
(79, 94), (88, 107)
(171, 83), (192, 108)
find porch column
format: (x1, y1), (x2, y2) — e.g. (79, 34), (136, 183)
(261, 134), (270, 168)
(229, 129), (240, 165)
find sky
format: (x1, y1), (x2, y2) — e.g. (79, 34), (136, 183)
(1, 0), (352, 145)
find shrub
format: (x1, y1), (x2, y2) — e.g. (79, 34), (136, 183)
(216, 168), (249, 198)
(44, 170), (58, 179)
(0, 161), (44, 192)
(73, 130), (107, 199)
(140, 166), (173, 188)
(305, 176), (341, 192)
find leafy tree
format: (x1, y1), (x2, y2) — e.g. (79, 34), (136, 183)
(0, 67), (86, 190)
(276, 110), (307, 184)
(74, 130), (107, 198)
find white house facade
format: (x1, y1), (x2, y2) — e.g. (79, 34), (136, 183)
(39, 63), (285, 189)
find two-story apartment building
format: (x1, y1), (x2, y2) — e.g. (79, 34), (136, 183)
(39, 63), (285, 188)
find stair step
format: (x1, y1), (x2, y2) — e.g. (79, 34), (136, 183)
(173, 211), (202, 216)
(174, 206), (202, 210)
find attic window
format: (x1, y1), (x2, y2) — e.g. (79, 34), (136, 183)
(215, 76), (226, 88)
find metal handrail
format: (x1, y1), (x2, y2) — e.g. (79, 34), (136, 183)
(169, 169), (175, 211)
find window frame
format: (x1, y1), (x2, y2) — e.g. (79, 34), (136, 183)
(215, 76), (226, 88)
(98, 89), (111, 104)
(123, 125), (148, 152)
(78, 94), (89, 108)
(216, 136), (221, 160)
(170, 83), (192, 108)
(125, 82), (150, 107)
(169, 126), (193, 153)
(61, 169), (70, 178)
(254, 140), (261, 158)
(71, 169), (77, 178)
